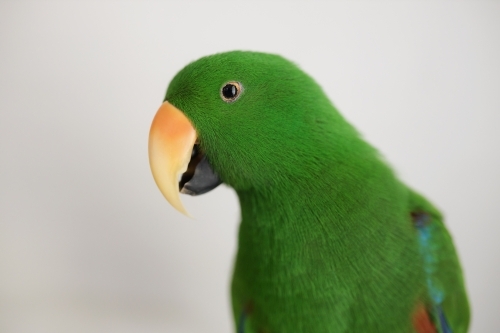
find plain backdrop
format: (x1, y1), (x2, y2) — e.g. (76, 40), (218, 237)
(1, 1), (499, 332)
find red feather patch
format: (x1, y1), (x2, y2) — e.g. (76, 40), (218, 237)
(413, 303), (437, 333)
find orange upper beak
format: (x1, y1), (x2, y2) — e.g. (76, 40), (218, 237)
(148, 101), (197, 216)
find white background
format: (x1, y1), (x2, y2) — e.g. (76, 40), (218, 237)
(1, 1), (499, 332)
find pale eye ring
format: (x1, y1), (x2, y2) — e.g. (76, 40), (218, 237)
(220, 81), (243, 103)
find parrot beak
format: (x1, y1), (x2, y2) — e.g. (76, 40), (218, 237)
(148, 101), (222, 216)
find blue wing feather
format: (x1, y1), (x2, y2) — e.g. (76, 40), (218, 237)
(414, 212), (453, 333)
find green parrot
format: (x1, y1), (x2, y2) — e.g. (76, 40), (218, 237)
(148, 51), (469, 333)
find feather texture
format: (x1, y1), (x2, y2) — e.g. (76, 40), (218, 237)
(163, 51), (470, 333)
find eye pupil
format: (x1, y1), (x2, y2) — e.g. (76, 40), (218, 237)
(222, 84), (237, 98)
(221, 81), (242, 102)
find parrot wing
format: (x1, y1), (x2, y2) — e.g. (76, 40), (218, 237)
(409, 190), (470, 333)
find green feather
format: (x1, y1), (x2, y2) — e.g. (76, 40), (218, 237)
(165, 51), (470, 333)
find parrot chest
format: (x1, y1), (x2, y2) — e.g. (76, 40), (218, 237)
(230, 213), (423, 333)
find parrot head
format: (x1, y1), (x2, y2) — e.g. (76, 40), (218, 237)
(149, 51), (358, 215)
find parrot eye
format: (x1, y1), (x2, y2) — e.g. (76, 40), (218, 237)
(221, 81), (242, 103)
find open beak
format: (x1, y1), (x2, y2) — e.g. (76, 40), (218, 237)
(148, 101), (222, 216)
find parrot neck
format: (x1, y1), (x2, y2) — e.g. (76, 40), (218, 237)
(236, 181), (367, 252)
(233, 160), (409, 288)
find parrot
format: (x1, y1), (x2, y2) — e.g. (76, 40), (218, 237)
(148, 51), (470, 333)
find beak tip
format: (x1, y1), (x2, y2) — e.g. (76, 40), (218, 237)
(158, 187), (193, 218)
(175, 204), (193, 218)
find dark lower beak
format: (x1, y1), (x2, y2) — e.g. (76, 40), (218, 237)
(179, 144), (222, 195)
